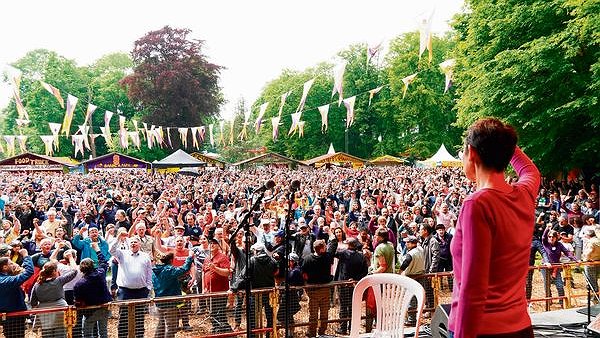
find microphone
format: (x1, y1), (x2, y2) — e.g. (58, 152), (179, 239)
(254, 180), (276, 193)
(290, 180), (301, 192)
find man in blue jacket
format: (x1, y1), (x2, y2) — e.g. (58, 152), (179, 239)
(152, 251), (193, 338)
(0, 248), (34, 338)
(72, 226), (110, 266)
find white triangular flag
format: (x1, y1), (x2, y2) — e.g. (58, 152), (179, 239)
(72, 135), (85, 157)
(271, 116), (281, 141)
(288, 112), (302, 136)
(278, 91), (291, 117)
(40, 135), (55, 156)
(255, 102), (269, 133)
(318, 104), (329, 133)
(439, 59), (456, 93)
(401, 73), (418, 99)
(178, 128), (189, 148)
(368, 86), (383, 106)
(296, 78), (315, 113)
(343, 96), (356, 128)
(16, 135), (27, 154)
(48, 122), (62, 150)
(331, 61), (347, 106)
(62, 94), (78, 136)
(84, 104), (97, 125)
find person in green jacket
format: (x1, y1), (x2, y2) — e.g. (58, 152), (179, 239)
(152, 251), (193, 338)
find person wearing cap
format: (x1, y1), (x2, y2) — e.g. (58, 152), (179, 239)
(328, 237), (368, 335)
(270, 229), (289, 284)
(582, 228), (600, 292)
(202, 237), (232, 333)
(276, 252), (304, 329)
(292, 217), (315, 263)
(398, 235), (425, 276)
(301, 239), (335, 337)
(0, 246), (33, 338)
(434, 223), (454, 290)
(248, 241), (278, 338)
(72, 225), (111, 267)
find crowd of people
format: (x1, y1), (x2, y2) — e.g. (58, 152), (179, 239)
(0, 163), (598, 337)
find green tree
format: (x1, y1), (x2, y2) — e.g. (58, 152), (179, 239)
(453, 0), (600, 173)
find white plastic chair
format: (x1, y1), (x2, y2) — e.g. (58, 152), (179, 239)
(349, 273), (425, 338)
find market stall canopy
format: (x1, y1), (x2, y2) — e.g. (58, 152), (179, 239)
(82, 152), (149, 171)
(369, 155), (407, 166)
(231, 152), (307, 169)
(303, 152), (367, 168)
(190, 152), (227, 169)
(417, 144), (462, 168)
(0, 152), (78, 172)
(152, 149), (206, 168)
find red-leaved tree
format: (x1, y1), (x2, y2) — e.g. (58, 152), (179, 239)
(121, 26), (223, 128)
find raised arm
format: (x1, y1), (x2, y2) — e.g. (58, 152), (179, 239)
(510, 147), (540, 199)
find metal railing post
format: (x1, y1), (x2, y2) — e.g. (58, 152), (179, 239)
(270, 288), (279, 338)
(544, 267), (551, 311)
(128, 303), (136, 337)
(564, 265), (573, 308)
(65, 306), (76, 338)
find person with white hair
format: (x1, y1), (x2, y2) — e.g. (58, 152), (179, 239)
(582, 228), (600, 292)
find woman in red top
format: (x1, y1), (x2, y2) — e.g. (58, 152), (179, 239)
(449, 118), (540, 338)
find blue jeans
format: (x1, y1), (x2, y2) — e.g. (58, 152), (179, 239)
(82, 307), (109, 338)
(117, 287), (149, 338)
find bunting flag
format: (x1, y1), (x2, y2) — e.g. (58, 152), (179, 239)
(62, 94), (78, 136)
(318, 104), (330, 133)
(145, 126), (154, 149)
(209, 124), (215, 147)
(219, 121), (225, 146)
(100, 126), (113, 147)
(48, 122), (62, 150)
(296, 78), (315, 113)
(298, 121), (306, 138)
(367, 41), (383, 66)
(72, 135), (86, 157)
(178, 128), (189, 148)
(331, 61), (347, 106)
(278, 91), (291, 117)
(155, 127), (165, 148)
(439, 59), (456, 93)
(419, 12), (434, 63)
(15, 119), (30, 128)
(9, 71), (21, 94)
(238, 124), (248, 141)
(14, 93), (29, 120)
(271, 116), (281, 141)
(166, 127), (173, 148)
(142, 122), (148, 140)
(104, 110), (114, 127)
(40, 81), (65, 108)
(84, 104), (97, 125)
(190, 127), (199, 149)
(368, 86), (383, 106)
(199, 126), (206, 142)
(255, 102), (269, 133)
(288, 112), (302, 136)
(229, 120), (234, 145)
(128, 131), (141, 149)
(78, 125), (91, 150)
(119, 130), (129, 149)
(343, 96), (356, 128)
(119, 115), (126, 133)
(40, 136), (55, 156)
(4, 136), (15, 157)
(16, 135), (27, 154)
(401, 73), (418, 99)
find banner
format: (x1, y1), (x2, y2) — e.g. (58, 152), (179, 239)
(331, 61), (347, 106)
(100, 126), (113, 147)
(199, 126), (206, 142)
(14, 92), (29, 120)
(178, 128), (189, 148)
(62, 94), (78, 136)
(40, 135), (55, 156)
(368, 86), (383, 106)
(128, 131), (141, 149)
(84, 104), (97, 125)
(271, 116), (281, 141)
(15, 119), (30, 128)
(298, 121), (306, 138)
(40, 81), (65, 108)
(48, 122), (62, 150)
(343, 96), (356, 128)
(255, 102), (269, 133)
(219, 120), (225, 146)
(419, 11), (434, 63)
(78, 125), (91, 150)
(3, 136), (15, 157)
(278, 91), (291, 117)
(72, 135), (86, 157)
(165, 127), (173, 148)
(318, 104), (329, 133)
(209, 124), (215, 147)
(401, 73), (418, 99)
(190, 127), (199, 149)
(296, 78), (315, 113)
(288, 112), (302, 136)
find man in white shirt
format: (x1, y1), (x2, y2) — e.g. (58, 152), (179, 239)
(109, 229), (153, 338)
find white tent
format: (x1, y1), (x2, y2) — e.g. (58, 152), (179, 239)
(418, 144), (462, 168)
(152, 149), (206, 168)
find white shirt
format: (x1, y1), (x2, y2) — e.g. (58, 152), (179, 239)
(109, 240), (153, 290)
(57, 262), (83, 291)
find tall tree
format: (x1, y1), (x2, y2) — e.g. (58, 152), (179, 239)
(453, 0), (600, 174)
(121, 26), (224, 129)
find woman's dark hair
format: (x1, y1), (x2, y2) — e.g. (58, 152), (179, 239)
(376, 228), (389, 243)
(465, 118), (517, 172)
(37, 261), (58, 284)
(79, 258), (95, 275)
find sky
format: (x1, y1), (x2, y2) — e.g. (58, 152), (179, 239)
(0, 0), (465, 120)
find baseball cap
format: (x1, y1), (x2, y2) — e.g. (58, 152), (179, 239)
(403, 235), (419, 243)
(275, 229), (285, 238)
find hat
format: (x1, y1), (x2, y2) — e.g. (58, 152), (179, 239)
(174, 225), (185, 231)
(189, 235), (200, 241)
(288, 252), (300, 262)
(403, 235), (419, 243)
(275, 229), (285, 238)
(435, 224), (446, 230)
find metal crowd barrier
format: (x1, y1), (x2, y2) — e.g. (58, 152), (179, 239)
(2, 261), (600, 337)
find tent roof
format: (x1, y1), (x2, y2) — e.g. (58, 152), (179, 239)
(369, 155), (406, 165)
(190, 152), (227, 166)
(153, 149), (206, 168)
(303, 152), (367, 166)
(0, 152), (78, 170)
(232, 152), (306, 167)
(423, 144), (460, 163)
